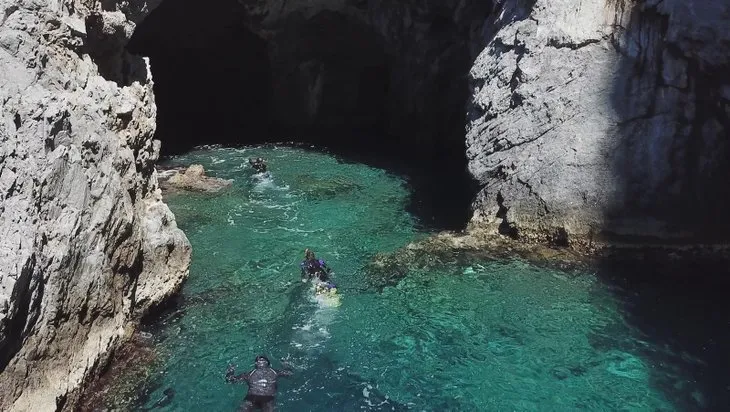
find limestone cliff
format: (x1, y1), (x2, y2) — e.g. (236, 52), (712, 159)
(0, 1), (190, 410)
(466, 0), (730, 246)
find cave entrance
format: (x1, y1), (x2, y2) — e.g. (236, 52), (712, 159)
(128, 0), (482, 229)
(127, 0), (271, 152)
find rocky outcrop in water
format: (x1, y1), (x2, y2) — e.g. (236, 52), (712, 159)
(159, 164), (232, 193)
(0, 1), (190, 410)
(467, 0), (730, 247)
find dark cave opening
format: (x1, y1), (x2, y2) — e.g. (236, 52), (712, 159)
(127, 0), (487, 229)
(151, 31), (271, 149)
(127, 0), (272, 150)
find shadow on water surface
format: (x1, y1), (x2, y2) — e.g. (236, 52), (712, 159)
(288, 142), (479, 232)
(599, 1), (730, 409)
(160, 142), (478, 232)
(362, 236), (730, 410)
(595, 258), (730, 411)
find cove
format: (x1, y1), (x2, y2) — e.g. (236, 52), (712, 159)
(123, 146), (724, 411)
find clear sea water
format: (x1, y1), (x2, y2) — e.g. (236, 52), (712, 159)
(127, 146), (728, 411)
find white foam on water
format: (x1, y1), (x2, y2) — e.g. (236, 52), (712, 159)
(287, 281), (342, 355)
(252, 173), (276, 191)
(157, 169), (178, 179)
(275, 226), (320, 234)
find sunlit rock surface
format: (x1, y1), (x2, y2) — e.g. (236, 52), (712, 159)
(160, 164), (233, 193)
(467, 0), (730, 246)
(0, 1), (190, 410)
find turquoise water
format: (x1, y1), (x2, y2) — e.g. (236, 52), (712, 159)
(130, 146), (718, 411)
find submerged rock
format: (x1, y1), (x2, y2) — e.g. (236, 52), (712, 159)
(366, 228), (730, 289)
(74, 332), (163, 412)
(159, 164), (232, 193)
(365, 230), (588, 289)
(295, 174), (361, 200)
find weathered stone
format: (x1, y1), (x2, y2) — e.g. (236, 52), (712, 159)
(466, 0), (730, 246)
(0, 1), (190, 411)
(161, 164), (232, 193)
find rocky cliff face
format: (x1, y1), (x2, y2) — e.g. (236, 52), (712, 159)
(0, 1), (190, 410)
(467, 0), (730, 246)
(1, 0), (726, 406)
(132, 0), (730, 245)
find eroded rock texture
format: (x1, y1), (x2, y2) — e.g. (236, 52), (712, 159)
(467, 0), (730, 246)
(0, 1), (190, 410)
(160, 164), (233, 193)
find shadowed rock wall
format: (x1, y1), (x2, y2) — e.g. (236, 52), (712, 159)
(467, 0), (730, 246)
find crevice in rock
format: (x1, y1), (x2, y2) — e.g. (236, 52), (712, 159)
(487, 123), (557, 155)
(56, 393), (68, 410)
(85, 12), (148, 86)
(126, 250), (145, 316)
(548, 227), (569, 247)
(546, 38), (602, 50)
(489, 37), (515, 56)
(496, 191), (519, 238)
(509, 64), (524, 109)
(0, 254), (37, 374)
